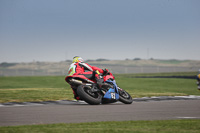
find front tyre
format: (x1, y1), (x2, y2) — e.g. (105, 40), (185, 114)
(77, 85), (102, 105)
(118, 88), (133, 104)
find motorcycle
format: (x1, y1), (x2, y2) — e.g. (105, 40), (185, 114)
(65, 71), (133, 105)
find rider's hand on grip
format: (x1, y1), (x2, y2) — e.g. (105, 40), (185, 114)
(102, 68), (109, 75)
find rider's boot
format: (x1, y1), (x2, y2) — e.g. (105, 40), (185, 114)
(72, 88), (82, 100)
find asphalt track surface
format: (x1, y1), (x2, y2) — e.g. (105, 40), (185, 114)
(0, 96), (200, 127)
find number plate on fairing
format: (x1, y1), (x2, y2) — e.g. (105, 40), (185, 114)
(103, 88), (119, 100)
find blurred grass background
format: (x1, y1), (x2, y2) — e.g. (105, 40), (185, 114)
(0, 72), (199, 103)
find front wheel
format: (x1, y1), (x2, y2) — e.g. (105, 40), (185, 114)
(118, 88), (133, 104)
(77, 85), (102, 105)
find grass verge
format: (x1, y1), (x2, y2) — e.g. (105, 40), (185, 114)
(0, 119), (200, 133)
(0, 72), (199, 103)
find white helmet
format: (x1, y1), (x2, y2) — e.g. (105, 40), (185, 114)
(73, 56), (84, 63)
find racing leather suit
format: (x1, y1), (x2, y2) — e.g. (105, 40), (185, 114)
(67, 62), (105, 100)
(67, 62), (104, 78)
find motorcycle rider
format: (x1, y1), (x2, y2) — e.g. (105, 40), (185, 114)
(197, 69), (200, 90)
(67, 56), (110, 100)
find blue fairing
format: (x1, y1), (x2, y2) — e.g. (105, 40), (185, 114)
(103, 80), (119, 100)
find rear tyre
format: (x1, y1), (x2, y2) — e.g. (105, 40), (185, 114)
(77, 85), (102, 105)
(118, 89), (133, 104)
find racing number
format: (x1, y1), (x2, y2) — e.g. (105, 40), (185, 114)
(111, 93), (115, 99)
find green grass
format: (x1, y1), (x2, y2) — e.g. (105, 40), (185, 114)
(116, 77), (198, 97)
(115, 71), (197, 78)
(0, 119), (200, 133)
(0, 72), (199, 103)
(0, 76), (74, 103)
(0, 76), (67, 89)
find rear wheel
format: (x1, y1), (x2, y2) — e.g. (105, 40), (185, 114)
(77, 85), (102, 105)
(118, 88), (133, 104)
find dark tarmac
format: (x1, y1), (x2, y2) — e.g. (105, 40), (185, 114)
(0, 99), (200, 126)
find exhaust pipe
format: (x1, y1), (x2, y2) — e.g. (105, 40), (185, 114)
(69, 79), (83, 85)
(69, 79), (93, 86)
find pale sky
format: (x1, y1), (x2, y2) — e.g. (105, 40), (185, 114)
(0, 0), (200, 63)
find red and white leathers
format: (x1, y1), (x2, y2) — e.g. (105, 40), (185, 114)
(67, 62), (104, 79)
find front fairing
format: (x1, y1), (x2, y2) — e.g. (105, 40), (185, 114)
(103, 80), (119, 100)
(103, 73), (115, 81)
